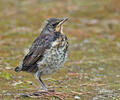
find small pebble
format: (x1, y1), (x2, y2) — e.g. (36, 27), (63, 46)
(74, 95), (80, 99)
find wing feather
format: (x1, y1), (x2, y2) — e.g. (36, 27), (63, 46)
(21, 34), (52, 70)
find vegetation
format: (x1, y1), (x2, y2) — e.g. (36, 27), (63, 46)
(0, 0), (120, 99)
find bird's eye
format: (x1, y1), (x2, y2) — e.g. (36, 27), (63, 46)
(52, 22), (59, 27)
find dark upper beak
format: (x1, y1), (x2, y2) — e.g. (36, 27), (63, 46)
(58, 18), (68, 26)
(62, 18), (68, 22)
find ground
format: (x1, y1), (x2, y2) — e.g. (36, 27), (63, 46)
(0, 0), (120, 99)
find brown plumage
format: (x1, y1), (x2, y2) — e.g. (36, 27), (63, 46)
(15, 18), (69, 91)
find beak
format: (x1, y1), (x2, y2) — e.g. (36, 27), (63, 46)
(55, 18), (68, 33)
(58, 18), (68, 26)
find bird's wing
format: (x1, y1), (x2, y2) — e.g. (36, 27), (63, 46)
(22, 34), (52, 68)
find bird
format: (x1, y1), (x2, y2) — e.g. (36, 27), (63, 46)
(15, 18), (69, 91)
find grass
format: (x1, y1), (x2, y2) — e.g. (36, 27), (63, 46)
(0, 0), (120, 99)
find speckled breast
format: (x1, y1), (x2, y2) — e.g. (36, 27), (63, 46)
(37, 34), (68, 75)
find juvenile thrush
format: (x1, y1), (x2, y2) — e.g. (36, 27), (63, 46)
(15, 18), (69, 91)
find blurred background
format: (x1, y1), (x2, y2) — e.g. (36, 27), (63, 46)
(0, 0), (120, 99)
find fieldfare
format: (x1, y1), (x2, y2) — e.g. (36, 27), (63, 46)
(15, 18), (69, 91)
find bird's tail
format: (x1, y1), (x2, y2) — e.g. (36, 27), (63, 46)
(15, 66), (21, 72)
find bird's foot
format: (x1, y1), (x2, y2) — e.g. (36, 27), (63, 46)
(33, 89), (55, 94)
(20, 89), (69, 99)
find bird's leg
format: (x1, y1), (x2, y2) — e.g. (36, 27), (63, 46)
(38, 77), (48, 91)
(34, 72), (48, 91)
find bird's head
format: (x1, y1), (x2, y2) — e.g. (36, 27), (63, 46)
(43, 18), (68, 33)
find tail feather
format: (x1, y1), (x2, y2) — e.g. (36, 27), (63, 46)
(15, 66), (21, 72)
